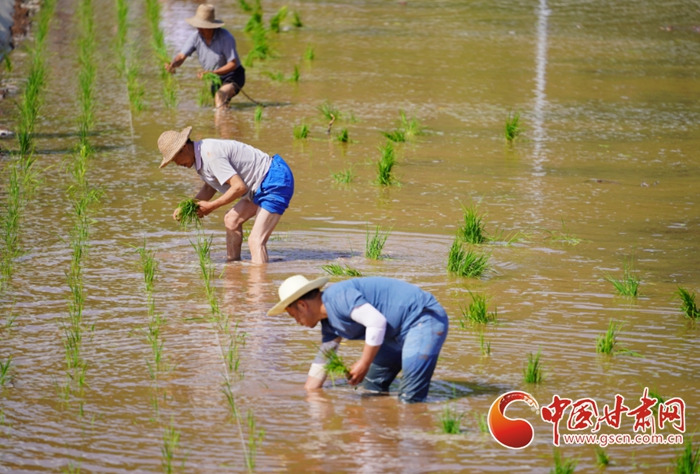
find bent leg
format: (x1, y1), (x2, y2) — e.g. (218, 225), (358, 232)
(247, 207), (282, 264)
(399, 311), (448, 403)
(215, 83), (238, 109)
(363, 342), (402, 393)
(224, 199), (258, 261)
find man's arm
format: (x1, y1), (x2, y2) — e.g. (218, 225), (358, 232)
(196, 174), (248, 217)
(347, 303), (387, 386)
(165, 53), (187, 73)
(195, 182), (217, 201)
(305, 337), (341, 390)
(198, 60), (237, 79)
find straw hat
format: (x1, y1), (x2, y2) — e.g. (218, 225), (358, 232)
(186, 4), (225, 29)
(157, 126), (192, 169)
(267, 275), (330, 316)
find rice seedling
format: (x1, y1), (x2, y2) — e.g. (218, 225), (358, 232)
(475, 412), (489, 433)
(238, 0), (253, 12)
(676, 287), (700, 320)
(303, 44), (315, 60)
(505, 111), (522, 142)
(61, 462), (81, 474)
(161, 420), (180, 474)
(595, 319), (640, 356)
(289, 64), (300, 83)
(265, 71), (285, 81)
(438, 404), (464, 434)
(447, 239), (490, 278)
(197, 72), (222, 107)
(293, 123), (309, 139)
(244, 10), (263, 33)
(398, 110), (425, 140)
(0, 356), (12, 387)
(331, 167), (355, 184)
(545, 220), (582, 245)
(323, 347), (349, 385)
(336, 128), (350, 143)
(604, 259), (640, 297)
(269, 5), (288, 33)
(365, 225), (390, 260)
(551, 449), (577, 474)
(135, 239), (158, 293)
(375, 141), (398, 186)
(459, 204), (487, 244)
(459, 292), (497, 327)
(322, 263), (362, 277)
(254, 105), (263, 123)
(177, 198), (201, 230)
(595, 447), (610, 468)
(292, 11), (303, 27)
(382, 129), (406, 143)
(245, 410), (265, 471)
(125, 57), (145, 111)
(523, 350), (544, 384)
(145, 0), (178, 107)
(244, 23), (273, 67)
(675, 440), (700, 474)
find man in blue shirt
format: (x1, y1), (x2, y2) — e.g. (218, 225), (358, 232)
(268, 275), (449, 403)
(165, 4), (245, 108)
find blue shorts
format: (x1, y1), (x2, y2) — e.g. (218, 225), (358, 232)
(252, 155), (294, 215)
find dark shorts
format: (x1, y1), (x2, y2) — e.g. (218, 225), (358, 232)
(211, 66), (246, 97)
(252, 155), (294, 215)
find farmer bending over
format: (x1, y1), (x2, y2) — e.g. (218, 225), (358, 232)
(157, 126), (294, 264)
(267, 276), (449, 403)
(165, 4), (245, 109)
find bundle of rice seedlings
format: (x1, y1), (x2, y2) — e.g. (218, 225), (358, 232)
(177, 198), (201, 229)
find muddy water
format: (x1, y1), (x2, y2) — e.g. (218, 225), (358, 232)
(1, 0), (699, 472)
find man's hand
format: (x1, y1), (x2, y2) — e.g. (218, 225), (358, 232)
(196, 200), (217, 218)
(172, 207), (181, 221)
(347, 359), (371, 386)
(197, 70), (206, 79)
(164, 62), (176, 74)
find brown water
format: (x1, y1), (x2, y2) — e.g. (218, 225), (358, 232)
(1, 0), (699, 472)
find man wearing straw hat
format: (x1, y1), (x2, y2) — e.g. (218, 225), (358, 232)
(158, 126), (294, 264)
(268, 275), (449, 403)
(165, 4), (245, 109)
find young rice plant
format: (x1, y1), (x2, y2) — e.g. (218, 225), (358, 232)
(365, 226), (390, 260)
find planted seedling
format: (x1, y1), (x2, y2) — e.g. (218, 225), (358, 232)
(523, 350), (543, 384)
(269, 5), (287, 32)
(177, 198), (201, 230)
(545, 220), (582, 245)
(318, 101), (340, 134)
(604, 259), (640, 297)
(504, 111), (522, 142)
(675, 439), (700, 474)
(198, 72), (222, 107)
(478, 333), (491, 356)
(245, 410), (265, 471)
(475, 412), (489, 433)
(595, 447), (610, 468)
(551, 448), (577, 474)
(292, 11), (303, 27)
(161, 420), (180, 474)
(0, 356), (12, 387)
(382, 129), (406, 143)
(331, 167), (355, 184)
(365, 225), (390, 260)
(438, 404), (464, 434)
(303, 45), (314, 60)
(447, 239), (489, 278)
(254, 105), (263, 123)
(293, 123), (309, 139)
(289, 64), (300, 83)
(595, 319), (640, 357)
(336, 128), (349, 143)
(459, 291), (497, 326)
(676, 287), (700, 320)
(322, 263), (362, 277)
(375, 141), (398, 186)
(398, 110), (425, 140)
(459, 204), (487, 244)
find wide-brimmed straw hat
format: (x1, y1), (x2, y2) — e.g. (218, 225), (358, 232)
(267, 275), (330, 316)
(157, 126), (192, 169)
(186, 4), (225, 29)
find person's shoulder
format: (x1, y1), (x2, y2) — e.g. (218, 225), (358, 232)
(217, 28), (236, 40)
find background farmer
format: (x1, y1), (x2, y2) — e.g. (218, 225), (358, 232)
(268, 276), (449, 403)
(158, 126), (294, 264)
(165, 4), (245, 108)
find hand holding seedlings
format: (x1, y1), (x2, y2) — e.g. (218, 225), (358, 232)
(347, 345), (381, 385)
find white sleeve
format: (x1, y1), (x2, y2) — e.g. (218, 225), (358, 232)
(350, 303), (387, 347)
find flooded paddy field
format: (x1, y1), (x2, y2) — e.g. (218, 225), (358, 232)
(1, 0), (699, 472)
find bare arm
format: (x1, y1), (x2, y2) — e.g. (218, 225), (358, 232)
(195, 182), (217, 201)
(305, 337), (342, 391)
(348, 343), (381, 386)
(196, 174), (248, 217)
(197, 60), (238, 79)
(165, 52), (187, 73)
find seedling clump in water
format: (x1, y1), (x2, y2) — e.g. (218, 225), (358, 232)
(375, 141), (398, 186)
(322, 262), (362, 277)
(459, 292), (497, 327)
(438, 404), (464, 434)
(447, 239), (489, 278)
(177, 198), (201, 230)
(676, 287), (700, 320)
(365, 225), (390, 260)
(331, 167), (355, 184)
(595, 319), (639, 357)
(523, 350), (543, 384)
(504, 111), (522, 142)
(293, 123), (309, 139)
(459, 204), (487, 244)
(675, 439), (700, 474)
(551, 448), (577, 474)
(604, 258), (640, 297)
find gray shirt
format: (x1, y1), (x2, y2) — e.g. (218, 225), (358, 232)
(180, 29), (240, 80)
(195, 139), (272, 201)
